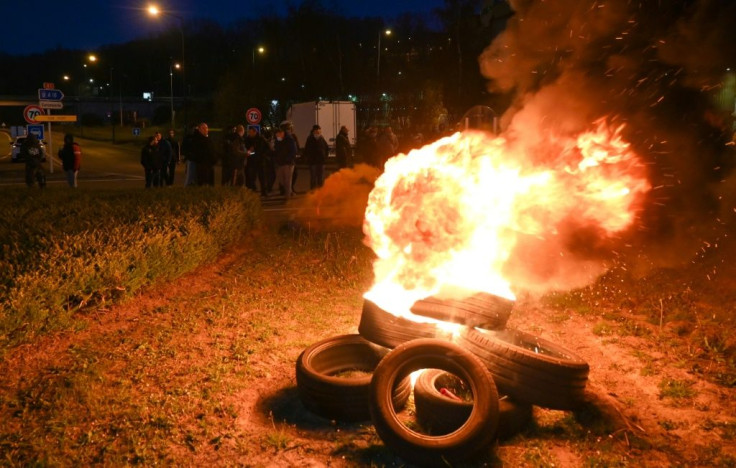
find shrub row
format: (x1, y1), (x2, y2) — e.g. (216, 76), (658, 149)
(0, 187), (262, 350)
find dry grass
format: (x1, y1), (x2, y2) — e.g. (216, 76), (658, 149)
(0, 219), (735, 466)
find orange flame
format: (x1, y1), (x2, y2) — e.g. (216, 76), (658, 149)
(363, 121), (650, 317)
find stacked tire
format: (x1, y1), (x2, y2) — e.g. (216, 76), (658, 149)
(295, 291), (590, 465)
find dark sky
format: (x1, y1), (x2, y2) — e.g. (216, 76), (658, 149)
(0, 0), (445, 55)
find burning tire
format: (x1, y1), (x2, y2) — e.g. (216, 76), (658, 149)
(359, 298), (457, 349)
(459, 328), (589, 410)
(369, 338), (499, 467)
(413, 369), (532, 439)
(410, 292), (513, 329)
(295, 334), (410, 422)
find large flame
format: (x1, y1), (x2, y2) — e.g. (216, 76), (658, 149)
(363, 121), (650, 316)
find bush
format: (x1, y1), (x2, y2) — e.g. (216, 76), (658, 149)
(0, 187), (261, 351)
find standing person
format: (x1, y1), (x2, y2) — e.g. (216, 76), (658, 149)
(335, 125), (352, 169)
(224, 125), (248, 186)
(191, 122), (216, 186)
(280, 121), (301, 194)
(304, 124), (329, 190)
(221, 126), (238, 186)
(181, 124), (198, 186)
(59, 133), (82, 188)
(244, 126), (270, 196)
(377, 126), (399, 167)
(361, 127), (379, 167)
(21, 133), (46, 188)
(165, 129), (180, 186)
(155, 131), (172, 185)
(141, 135), (162, 188)
(273, 127), (297, 198)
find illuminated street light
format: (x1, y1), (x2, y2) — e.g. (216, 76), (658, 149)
(170, 62), (181, 128)
(88, 54), (97, 62)
(252, 45), (265, 66)
(377, 29), (392, 83)
(148, 3), (186, 127)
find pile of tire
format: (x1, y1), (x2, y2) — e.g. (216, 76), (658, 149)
(295, 292), (590, 466)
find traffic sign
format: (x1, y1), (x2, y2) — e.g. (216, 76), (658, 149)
(246, 107), (262, 124)
(39, 100), (64, 110)
(247, 124), (261, 134)
(27, 124), (45, 141)
(43, 82), (55, 89)
(38, 89), (64, 101)
(132, 127), (141, 136)
(23, 105), (44, 124)
(34, 115), (77, 122)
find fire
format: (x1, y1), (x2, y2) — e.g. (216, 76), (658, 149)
(363, 121), (650, 317)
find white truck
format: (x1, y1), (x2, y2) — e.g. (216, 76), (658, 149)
(287, 100), (357, 155)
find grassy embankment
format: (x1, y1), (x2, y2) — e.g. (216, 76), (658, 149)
(0, 186), (262, 352)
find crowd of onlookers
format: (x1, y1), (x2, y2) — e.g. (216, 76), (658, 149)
(17, 119), (438, 193)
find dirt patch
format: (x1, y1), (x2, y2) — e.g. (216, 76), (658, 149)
(0, 223), (735, 466)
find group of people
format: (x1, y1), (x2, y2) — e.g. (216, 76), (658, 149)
(144, 120), (347, 197)
(359, 125), (399, 169)
(140, 129), (182, 188)
(21, 132), (82, 189)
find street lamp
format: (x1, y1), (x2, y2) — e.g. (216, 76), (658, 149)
(252, 45), (265, 66)
(170, 62), (181, 129)
(148, 3), (186, 127)
(377, 29), (392, 82)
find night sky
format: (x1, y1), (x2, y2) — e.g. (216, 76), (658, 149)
(0, 0), (445, 56)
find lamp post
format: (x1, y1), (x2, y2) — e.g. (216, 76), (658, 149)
(148, 4), (186, 128)
(252, 45), (265, 67)
(170, 62), (181, 129)
(376, 29), (392, 84)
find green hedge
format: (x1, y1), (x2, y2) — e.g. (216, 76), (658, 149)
(0, 187), (262, 350)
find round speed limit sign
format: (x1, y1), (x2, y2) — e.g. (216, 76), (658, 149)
(23, 105), (44, 124)
(245, 107), (262, 124)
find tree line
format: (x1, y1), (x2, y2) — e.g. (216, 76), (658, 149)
(0, 0), (513, 131)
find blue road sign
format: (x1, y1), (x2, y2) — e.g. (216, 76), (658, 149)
(132, 127), (141, 136)
(38, 89), (64, 101)
(247, 124), (261, 134)
(27, 124), (44, 141)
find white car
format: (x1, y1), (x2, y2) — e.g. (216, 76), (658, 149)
(10, 136), (47, 163)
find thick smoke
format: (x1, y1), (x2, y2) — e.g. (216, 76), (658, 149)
(481, 0), (736, 281)
(293, 164), (381, 230)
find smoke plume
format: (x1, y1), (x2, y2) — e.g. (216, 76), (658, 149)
(481, 0), (736, 279)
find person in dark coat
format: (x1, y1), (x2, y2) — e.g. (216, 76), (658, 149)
(58, 133), (82, 188)
(303, 124), (329, 190)
(21, 133), (46, 188)
(335, 125), (352, 169)
(165, 129), (180, 186)
(244, 126), (271, 195)
(273, 127), (297, 198)
(190, 122), (216, 186)
(155, 131), (172, 184)
(181, 124), (199, 186)
(221, 126), (238, 186)
(141, 135), (163, 188)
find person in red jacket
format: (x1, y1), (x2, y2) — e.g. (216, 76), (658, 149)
(59, 133), (82, 188)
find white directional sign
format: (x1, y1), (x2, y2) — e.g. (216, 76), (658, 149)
(39, 100), (64, 109)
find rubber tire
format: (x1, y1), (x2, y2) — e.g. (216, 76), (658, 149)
(411, 292), (513, 329)
(369, 338), (500, 467)
(358, 298), (459, 349)
(459, 328), (589, 410)
(295, 334), (410, 422)
(413, 369), (533, 439)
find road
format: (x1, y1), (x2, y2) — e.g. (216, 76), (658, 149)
(0, 129), (320, 219)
